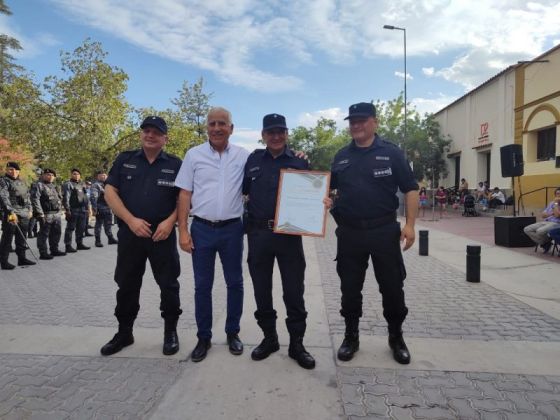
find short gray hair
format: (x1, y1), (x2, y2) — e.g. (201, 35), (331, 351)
(207, 107), (233, 125)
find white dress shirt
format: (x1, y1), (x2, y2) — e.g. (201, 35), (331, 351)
(175, 141), (250, 220)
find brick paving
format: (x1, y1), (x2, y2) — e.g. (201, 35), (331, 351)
(1, 216), (560, 419)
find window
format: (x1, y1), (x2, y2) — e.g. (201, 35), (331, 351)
(537, 127), (556, 161)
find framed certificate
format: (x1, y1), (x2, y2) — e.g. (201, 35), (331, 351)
(274, 169), (330, 237)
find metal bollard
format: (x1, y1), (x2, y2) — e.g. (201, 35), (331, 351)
(466, 245), (481, 283)
(419, 230), (429, 256)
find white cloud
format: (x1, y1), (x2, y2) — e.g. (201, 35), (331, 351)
(0, 16), (60, 59)
(395, 71), (413, 80)
(422, 67), (434, 76)
(45, 0), (560, 92)
(297, 107), (346, 128)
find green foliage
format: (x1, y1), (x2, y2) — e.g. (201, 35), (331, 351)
(171, 77), (213, 140)
(289, 118), (350, 170)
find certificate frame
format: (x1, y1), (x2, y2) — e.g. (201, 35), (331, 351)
(273, 169), (331, 237)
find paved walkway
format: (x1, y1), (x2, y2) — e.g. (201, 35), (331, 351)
(0, 214), (559, 419)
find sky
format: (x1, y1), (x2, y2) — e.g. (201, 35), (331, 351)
(3, 0), (560, 151)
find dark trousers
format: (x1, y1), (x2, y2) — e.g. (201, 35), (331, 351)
(64, 209), (87, 246)
(191, 219), (244, 339)
(37, 213), (62, 254)
(0, 216), (29, 262)
(248, 229), (307, 337)
(94, 208), (115, 241)
(335, 221), (408, 330)
(113, 225), (182, 327)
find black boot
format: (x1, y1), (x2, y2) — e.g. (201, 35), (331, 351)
(77, 243), (90, 250)
(163, 318), (180, 355)
(388, 329), (411, 365)
(337, 318), (360, 361)
(1, 260), (15, 270)
(66, 245), (77, 253)
(95, 240), (104, 248)
(288, 336), (315, 369)
(40, 252), (54, 260)
(251, 332), (280, 361)
(17, 254), (36, 266)
(108, 237), (118, 245)
(51, 249), (66, 257)
(100, 326), (134, 356)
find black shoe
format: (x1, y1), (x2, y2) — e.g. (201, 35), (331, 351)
(1, 261), (15, 270)
(51, 249), (66, 257)
(108, 237), (118, 245)
(18, 257), (36, 266)
(163, 331), (180, 355)
(100, 332), (134, 356)
(95, 241), (104, 248)
(251, 335), (280, 361)
(337, 334), (359, 361)
(288, 338), (315, 369)
(541, 241), (553, 254)
(388, 334), (411, 365)
(76, 243), (90, 250)
(40, 253), (54, 260)
(85, 232), (94, 237)
(66, 246), (77, 253)
(227, 333), (243, 355)
(191, 338), (211, 362)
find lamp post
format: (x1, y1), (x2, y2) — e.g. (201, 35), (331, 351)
(383, 24), (407, 155)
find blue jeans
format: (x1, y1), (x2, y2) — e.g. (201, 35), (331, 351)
(191, 219), (244, 339)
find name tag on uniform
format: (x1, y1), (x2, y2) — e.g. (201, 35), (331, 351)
(157, 179), (175, 187)
(161, 169), (175, 174)
(123, 163), (136, 169)
(376, 156), (390, 161)
(337, 159), (349, 165)
(373, 167), (392, 177)
(249, 166), (260, 173)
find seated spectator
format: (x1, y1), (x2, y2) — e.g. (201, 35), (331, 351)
(435, 186), (447, 216)
(488, 187), (505, 209)
(523, 187), (560, 253)
(548, 227), (560, 256)
(476, 181), (487, 202)
(418, 187), (428, 217)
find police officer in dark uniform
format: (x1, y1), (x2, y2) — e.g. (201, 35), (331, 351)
(243, 113), (315, 369)
(329, 102), (418, 364)
(0, 161), (36, 269)
(100, 116), (183, 357)
(62, 168), (91, 252)
(91, 170), (118, 247)
(31, 168), (66, 260)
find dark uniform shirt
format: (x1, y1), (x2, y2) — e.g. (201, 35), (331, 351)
(90, 180), (110, 212)
(243, 147), (309, 220)
(31, 181), (61, 216)
(0, 175), (32, 217)
(330, 135), (418, 220)
(106, 149), (182, 225)
(62, 179), (89, 211)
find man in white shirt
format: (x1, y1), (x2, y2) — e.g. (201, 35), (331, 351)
(488, 187), (505, 209)
(175, 107), (249, 362)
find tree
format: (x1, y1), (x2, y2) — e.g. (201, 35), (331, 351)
(289, 118), (349, 170)
(0, 0), (23, 87)
(171, 77), (213, 140)
(40, 39), (130, 177)
(375, 93), (450, 184)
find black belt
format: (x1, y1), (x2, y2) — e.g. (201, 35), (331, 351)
(193, 216), (240, 228)
(247, 218), (275, 230)
(333, 212), (397, 229)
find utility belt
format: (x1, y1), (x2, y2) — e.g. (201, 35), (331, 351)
(246, 218), (275, 231)
(332, 211), (397, 230)
(192, 215), (240, 228)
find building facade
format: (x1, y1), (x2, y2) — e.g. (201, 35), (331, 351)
(434, 44), (560, 214)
